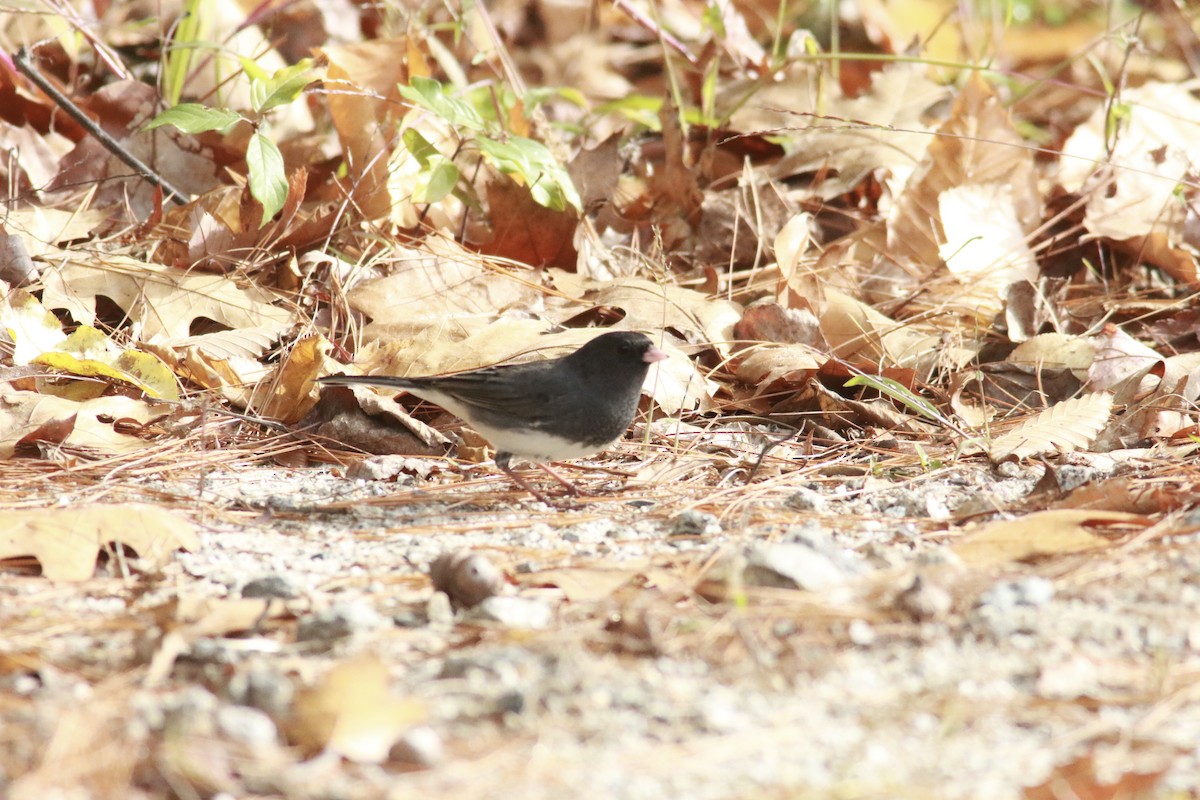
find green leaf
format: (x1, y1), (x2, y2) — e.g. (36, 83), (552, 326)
(844, 374), (948, 425)
(595, 94), (663, 129)
(162, 0), (208, 106)
(238, 55), (271, 83)
(398, 76), (484, 131)
(475, 135), (581, 212)
(246, 132), (288, 227)
(414, 158), (459, 204)
(143, 103), (243, 134)
(401, 128), (440, 168)
(251, 58), (317, 113)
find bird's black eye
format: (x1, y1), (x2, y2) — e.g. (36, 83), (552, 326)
(618, 342), (633, 355)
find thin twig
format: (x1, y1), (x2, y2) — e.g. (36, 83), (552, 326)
(14, 47), (190, 205)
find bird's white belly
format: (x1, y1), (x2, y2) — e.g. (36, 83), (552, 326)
(480, 425), (603, 463)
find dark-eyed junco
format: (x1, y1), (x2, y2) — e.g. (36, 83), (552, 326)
(318, 331), (668, 502)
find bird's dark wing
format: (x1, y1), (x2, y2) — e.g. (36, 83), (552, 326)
(403, 361), (563, 422)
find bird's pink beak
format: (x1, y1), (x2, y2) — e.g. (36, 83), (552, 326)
(644, 346), (669, 364)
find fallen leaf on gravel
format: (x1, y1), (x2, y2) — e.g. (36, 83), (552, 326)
(988, 392), (1114, 461)
(952, 509), (1148, 568)
(145, 595), (289, 685)
(0, 504), (199, 581)
(1, 289), (179, 399)
(525, 566), (648, 602)
(289, 654), (424, 763)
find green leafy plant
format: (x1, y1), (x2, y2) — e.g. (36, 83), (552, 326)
(397, 75), (581, 212)
(144, 58), (318, 227)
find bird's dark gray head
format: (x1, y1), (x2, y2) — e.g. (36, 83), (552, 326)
(568, 331), (668, 373)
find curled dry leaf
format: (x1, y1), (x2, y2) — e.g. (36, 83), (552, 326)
(347, 241), (543, 342)
(820, 288), (941, 374)
(429, 550), (505, 608)
(1059, 81), (1200, 284)
(0, 387), (174, 457)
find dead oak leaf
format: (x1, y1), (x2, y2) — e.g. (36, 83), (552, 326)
(0, 504), (199, 581)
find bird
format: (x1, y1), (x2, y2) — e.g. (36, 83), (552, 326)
(318, 330), (668, 502)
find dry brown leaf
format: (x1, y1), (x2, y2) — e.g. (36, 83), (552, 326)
(988, 392), (1114, 461)
(1008, 333), (1095, 377)
(0, 504), (199, 581)
(349, 241), (543, 342)
(758, 61), (949, 200)
(321, 39), (410, 222)
(1059, 82), (1200, 284)
(1086, 325), (1164, 393)
(819, 288), (941, 373)
(249, 334), (331, 423)
(938, 182), (1039, 323)
(1055, 477), (1186, 515)
(0, 386), (172, 457)
(289, 654), (424, 763)
(39, 255), (295, 346)
(525, 566), (647, 602)
(953, 509), (1148, 568)
(734, 344), (823, 389)
(881, 72), (1038, 312)
(478, 176), (578, 267)
(549, 273), (742, 360)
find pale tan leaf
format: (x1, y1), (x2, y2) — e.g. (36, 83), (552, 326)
(1060, 82), (1200, 283)
(819, 288), (940, 372)
(1008, 333), (1095, 376)
(734, 344), (823, 387)
(0, 505), (199, 581)
(290, 655), (425, 763)
(39, 255), (295, 345)
(988, 392), (1114, 461)
(953, 509), (1147, 567)
(0, 386), (172, 458)
(938, 182), (1039, 323)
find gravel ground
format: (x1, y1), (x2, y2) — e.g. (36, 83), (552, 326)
(2, 449), (1199, 799)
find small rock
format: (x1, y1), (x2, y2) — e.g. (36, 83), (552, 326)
(672, 510), (721, 536)
(426, 590), (455, 626)
(848, 619), (877, 646)
(241, 574), (301, 600)
(389, 726), (444, 767)
(216, 704), (279, 747)
(895, 575), (952, 621)
(227, 663), (294, 716)
(346, 455), (438, 481)
(784, 486), (827, 512)
(295, 603), (386, 643)
(743, 542), (853, 591)
(979, 577), (1055, 610)
(469, 596), (552, 629)
(995, 461), (1025, 479)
